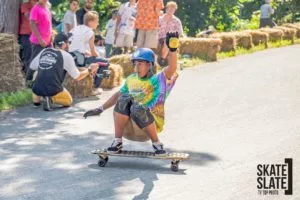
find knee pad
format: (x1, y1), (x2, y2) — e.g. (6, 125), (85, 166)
(130, 103), (149, 123)
(116, 94), (133, 112)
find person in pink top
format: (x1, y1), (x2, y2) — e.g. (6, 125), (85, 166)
(158, 1), (183, 66)
(27, 0), (52, 81)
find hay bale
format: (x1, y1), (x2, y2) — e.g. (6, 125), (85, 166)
(259, 28), (283, 42)
(273, 26), (296, 44)
(109, 54), (133, 77)
(245, 30), (269, 48)
(179, 37), (222, 61)
(63, 67), (94, 98)
(231, 31), (253, 49)
(209, 33), (237, 52)
(101, 64), (123, 89)
(0, 34), (25, 93)
(282, 24), (300, 38)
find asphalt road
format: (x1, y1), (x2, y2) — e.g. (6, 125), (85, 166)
(1, 45), (300, 200)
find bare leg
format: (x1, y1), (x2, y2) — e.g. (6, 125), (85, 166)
(143, 122), (159, 142)
(32, 93), (41, 104)
(113, 111), (130, 138)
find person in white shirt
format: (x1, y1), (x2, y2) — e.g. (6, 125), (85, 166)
(62, 0), (79, 34)
(115, 0), (137, 54)
(69, 11), (107, 95)
(104, 10), (117, 58)
(69, 11), (99, 57)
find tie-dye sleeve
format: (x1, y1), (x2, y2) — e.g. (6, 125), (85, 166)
(120, 80), (129, 94)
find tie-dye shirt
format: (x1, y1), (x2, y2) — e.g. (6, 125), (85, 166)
(120, 71), (177, 132)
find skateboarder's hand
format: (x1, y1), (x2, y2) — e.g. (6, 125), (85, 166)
(83, 107), (103, 118)
(166, 32), (179, 52)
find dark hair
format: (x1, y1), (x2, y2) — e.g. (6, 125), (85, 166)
(94, 34), (103, 43)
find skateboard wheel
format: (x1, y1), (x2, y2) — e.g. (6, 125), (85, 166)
(98, 157), (108, 167)
(171, 161), (179, 172)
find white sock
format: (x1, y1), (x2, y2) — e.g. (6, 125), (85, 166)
(153, 141), (163, 147)
(114, 138), (122, 143)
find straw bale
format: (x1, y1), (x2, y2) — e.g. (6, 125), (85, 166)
(231, 31), (253, 49)
(282, 24), (300, 38)
(245, 30), (269, 48)
(101, 64), (123, 89)
(259, 28), (283, 42)
(209, 33), (237, 52)
(63, 67), (94, 98)
(273, 26), (296, 44)
(109, 54), (133, 77)
(179, 37), (222, 61)
(0, 33), (25, 93)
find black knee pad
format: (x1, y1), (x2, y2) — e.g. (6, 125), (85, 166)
(130, 102), (154, 129)
(114, 94), (133, 115)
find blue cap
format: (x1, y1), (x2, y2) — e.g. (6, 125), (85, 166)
(131, 48), (155, 64)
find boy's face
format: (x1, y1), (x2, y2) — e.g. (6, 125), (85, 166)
(88, 19), (99, 30)
(39, 0), (48, 4)
(70, 1), (79, 11)
(134, 60), (151, 78)
(85, 0), (94, 10)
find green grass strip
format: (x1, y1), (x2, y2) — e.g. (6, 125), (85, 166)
(0, 89), (32, 111)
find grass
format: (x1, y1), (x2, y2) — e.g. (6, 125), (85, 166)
(0, 89), (32, 111)
(179, 56), (206, 68)
(217, 39), (300, 60)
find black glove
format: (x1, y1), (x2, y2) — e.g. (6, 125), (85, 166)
(83, 107), (103, 118)
(166, 32), (179, 52)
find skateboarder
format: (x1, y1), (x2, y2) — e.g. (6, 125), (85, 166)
(84, 32), (179, 154)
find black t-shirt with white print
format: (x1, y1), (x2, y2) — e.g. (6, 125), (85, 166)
(30, 48), (80, 97)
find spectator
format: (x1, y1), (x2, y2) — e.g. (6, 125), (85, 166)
(95, 34), (106, 58)
(29, 33), (99, 111)
(115, 0), (137, 54)
(158, 1), (183, 66)
(76, 0), (94, 25)
(62, 0), (79, 34)
(69, 11), (108, 95)
(19, 0), (38, 73)
(260, 0), (276, 28)
(69, 11), (99, 57)
(135, 0), (164, 49)
(27, 0), (52, 81)
(104, 10), (118, 58)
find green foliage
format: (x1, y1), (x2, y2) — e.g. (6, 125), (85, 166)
(0, 89), (32, 110)
(235, 11), (260, 30)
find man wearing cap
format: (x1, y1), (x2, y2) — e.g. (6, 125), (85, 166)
(29, 33), (99, 111)
(83, 32), (179, 154)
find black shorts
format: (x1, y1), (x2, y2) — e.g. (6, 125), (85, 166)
(114, 94), (155, 129)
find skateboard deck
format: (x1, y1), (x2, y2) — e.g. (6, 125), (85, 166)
(91, 149), (189, 172)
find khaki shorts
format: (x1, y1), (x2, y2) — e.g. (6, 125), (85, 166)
(115, 34), (134, 48)
(136, 29), (158, 49)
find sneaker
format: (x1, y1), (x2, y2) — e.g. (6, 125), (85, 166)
(43, 96), (53, 111)
(107, 140), (123, 153)
(152, 142), (166, 154)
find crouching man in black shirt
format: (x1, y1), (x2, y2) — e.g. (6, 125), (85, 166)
(29, 33), (99, 111)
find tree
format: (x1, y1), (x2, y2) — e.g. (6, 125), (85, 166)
(0, 0), (20, 35)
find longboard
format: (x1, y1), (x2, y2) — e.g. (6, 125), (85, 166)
(91, 149), (189, 172)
